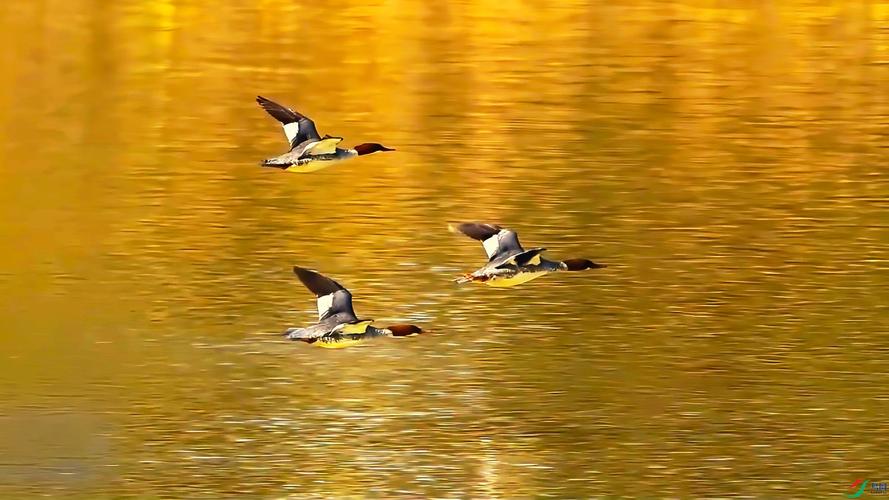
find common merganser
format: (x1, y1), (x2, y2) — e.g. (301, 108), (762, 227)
(450, 222), (605, 287)
(283, 266), (422, 348)
(256, 96), (394, 172)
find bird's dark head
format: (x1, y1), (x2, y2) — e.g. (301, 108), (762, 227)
(354, 143), (395, 156)
(561, 258), (606, 271)
(385, 324), (423, 337)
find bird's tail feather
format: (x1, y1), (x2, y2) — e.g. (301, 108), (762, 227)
(260, 158), (289, 168)
(455, 273), (480, 284)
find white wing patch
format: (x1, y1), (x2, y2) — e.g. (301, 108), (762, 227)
(306, 137), (342, 155)
(482, 231), (506, 259)
(296, 140), (319, 156)
(283, 122), (300, 144)
(316, 293), (334, 319)
(336, 320), (372, 334)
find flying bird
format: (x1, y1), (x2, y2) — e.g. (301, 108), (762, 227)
(283, 266), (422, 348)
(256, 95), (394, 172)
(450, 222), (605, 287)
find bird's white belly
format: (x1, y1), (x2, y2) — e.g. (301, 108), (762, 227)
(283, 149), (357, 173)
(314, 337), (364, 349)
(314, 322), (372, 349)
(485, 271), (548, 287)
(284, 161), (338, 173)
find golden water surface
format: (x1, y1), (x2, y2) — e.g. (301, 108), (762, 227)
(1, 1), (887, 498)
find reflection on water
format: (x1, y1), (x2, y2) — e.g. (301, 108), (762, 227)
(1, 0), (887, 497)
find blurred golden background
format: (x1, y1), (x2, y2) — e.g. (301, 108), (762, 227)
(0, 0), (887, 497)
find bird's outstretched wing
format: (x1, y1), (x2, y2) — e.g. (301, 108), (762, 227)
(293, 266), (357, 322)
(257, 96), (322, 149)
(449, 222), (525, 262)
